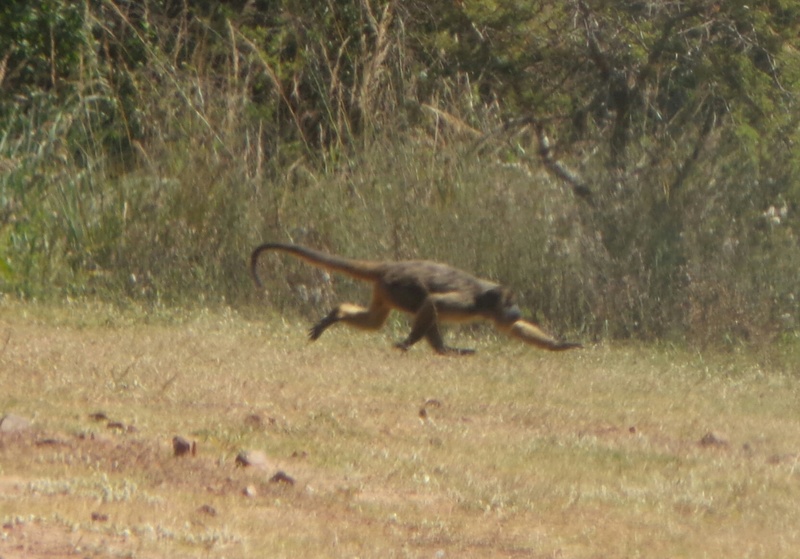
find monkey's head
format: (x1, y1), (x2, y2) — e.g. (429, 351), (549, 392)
(476, 286), (521, 325)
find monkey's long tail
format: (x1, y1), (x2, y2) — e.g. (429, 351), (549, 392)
(250, 242), (385, 288)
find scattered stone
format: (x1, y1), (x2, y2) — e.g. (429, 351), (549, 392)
(629, 426), (637, 434)
(244, 414), (264, 428)
(91, 512), (109, 522)
(88, 412), (108, 422)
(235, 450), (269, 470)
(172, 436), (195, 457)
(699, 432), (729, 448)
(197, 504), (217, 517)
(269, 471), (295, 486)
(244, 414), (278, 429)
(0, 414), (31, 433)
(35, 437), (68, 447)
(243, 485), (257, 498)
(767, 453), (797, 465)
(419, 398), (443, 421)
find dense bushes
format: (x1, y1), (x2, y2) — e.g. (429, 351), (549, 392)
(1, 0), (798, 346)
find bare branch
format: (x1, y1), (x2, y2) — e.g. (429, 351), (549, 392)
(472, 116), (591, 201)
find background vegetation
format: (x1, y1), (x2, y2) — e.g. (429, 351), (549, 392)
(1, 0), (798, 345)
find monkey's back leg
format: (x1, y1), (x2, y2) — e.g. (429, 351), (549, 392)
(395, 295), (475, 355)
(308, 288), (391, 341)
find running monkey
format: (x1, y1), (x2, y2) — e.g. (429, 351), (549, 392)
(250, 243), (581, 355)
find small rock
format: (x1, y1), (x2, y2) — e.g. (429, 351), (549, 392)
(0, 414), (31, 433)
(35, 438), (67, 447)
(242, 485), (257, 498)
(244, 414), (264, 428)
(196, 504), (217, 517)
(235, 450), (269, 470)
(767, 453), (797, 465)
(88, 412), (108, 422)
(419, 398), (443, 421)
(107, 421), (126, 431)
(173, 436), (195, 457)
(91, 512), (109, 522)
(245, 414), (278, 429)
(269, 471), (295, 486)
(699, 432), (729, 448)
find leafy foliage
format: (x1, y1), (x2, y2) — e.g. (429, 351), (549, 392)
(0, 0), (798, 346)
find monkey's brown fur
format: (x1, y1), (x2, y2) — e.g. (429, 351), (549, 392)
(250, 243), (581, 355)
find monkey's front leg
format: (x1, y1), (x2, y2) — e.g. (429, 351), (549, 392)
(504, 319), (582, 351)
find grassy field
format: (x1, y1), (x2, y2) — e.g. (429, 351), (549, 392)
(1, 300), (800, 558)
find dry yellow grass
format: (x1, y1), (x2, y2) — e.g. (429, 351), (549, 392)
(1, 300), (800, 558)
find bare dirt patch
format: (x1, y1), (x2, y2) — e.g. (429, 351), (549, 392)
(1, 514), (133, 559)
